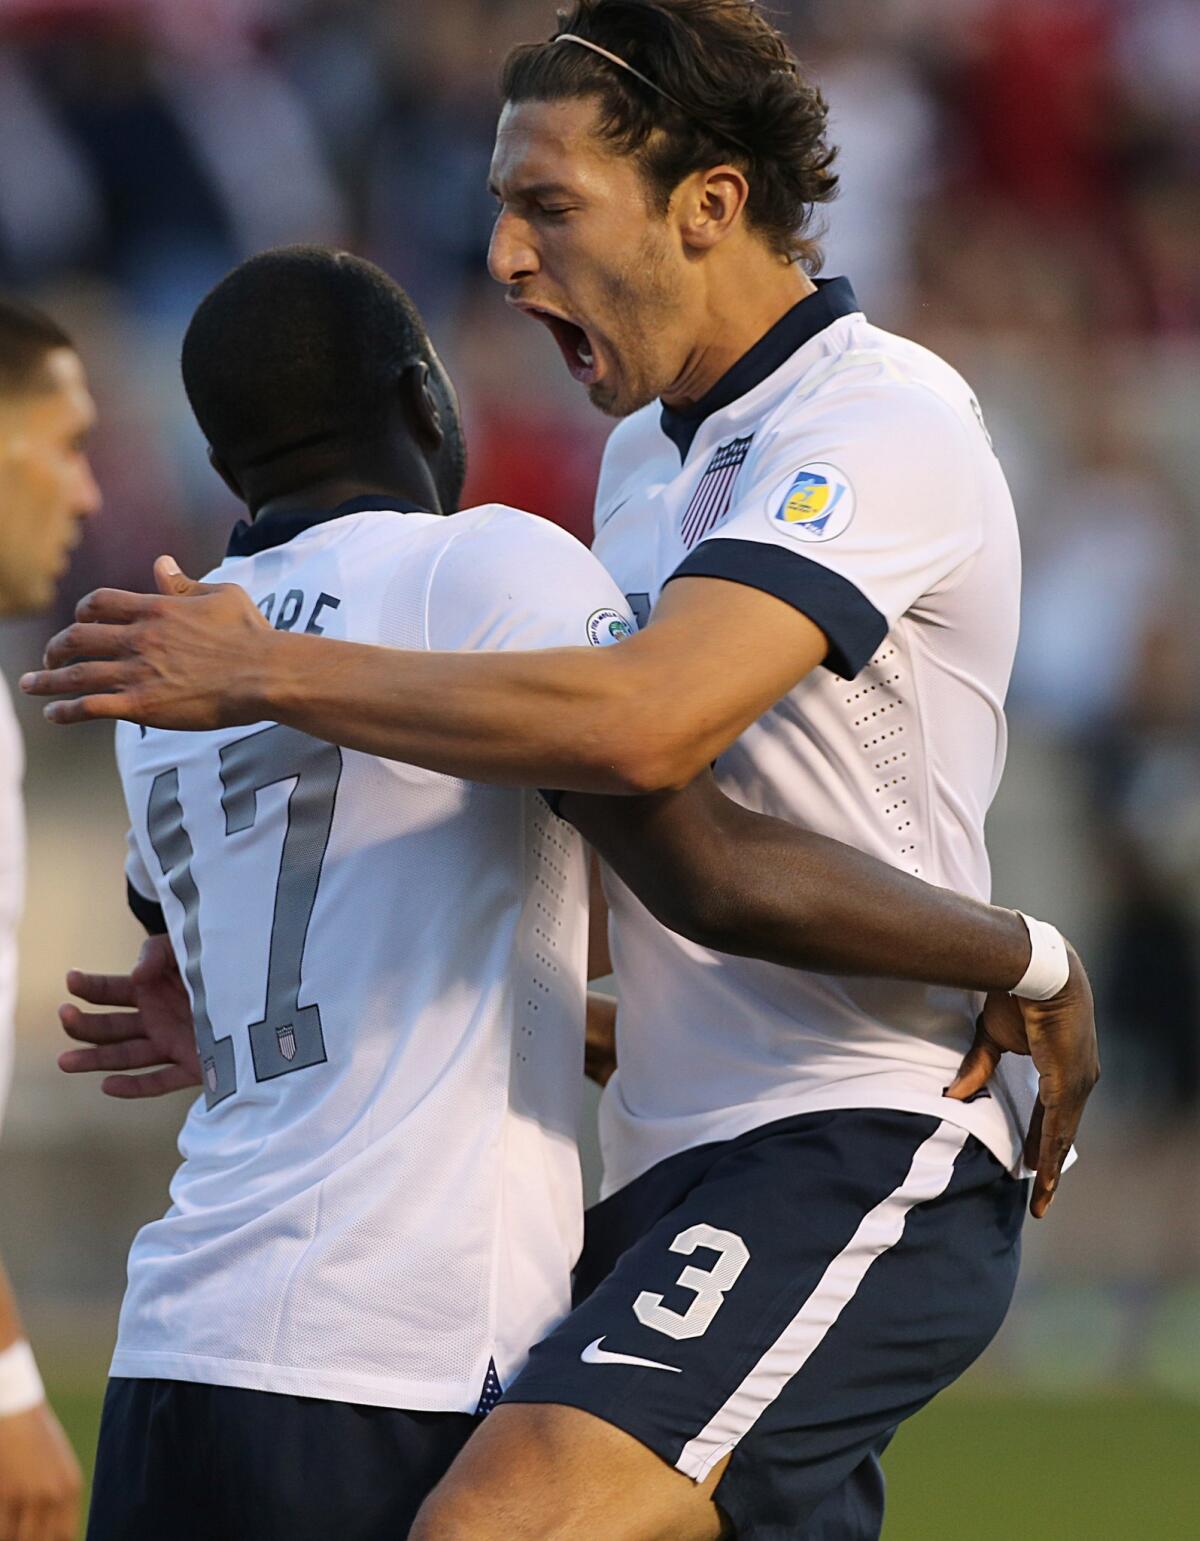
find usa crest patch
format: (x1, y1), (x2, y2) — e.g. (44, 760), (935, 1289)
(681, 436), (754, 548)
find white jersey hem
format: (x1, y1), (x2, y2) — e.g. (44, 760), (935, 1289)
(108, 1349), (490, 1415)
(600, 1084), (1029, 1200)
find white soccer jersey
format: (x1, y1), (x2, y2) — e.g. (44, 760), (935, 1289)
(0, 674), (23, 1134)
(592, 277), (1035, 1195)
(113, 499), (633, 1412)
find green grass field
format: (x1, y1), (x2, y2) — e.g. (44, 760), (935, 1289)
(882, 1394), (1198, 1539)
(47, 1371), (1198, 1540)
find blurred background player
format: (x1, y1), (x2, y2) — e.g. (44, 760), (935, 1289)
(0, 298), (99, 1541)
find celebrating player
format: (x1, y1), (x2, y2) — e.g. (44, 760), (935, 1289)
(58, 245), (1095, 1541)
(0, 298), (99, 1541)
(26, 4), (1102, 1536)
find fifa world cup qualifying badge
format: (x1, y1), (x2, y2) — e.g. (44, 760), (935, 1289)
(769, 462), (856, 543)
(587, 609), (636, 646)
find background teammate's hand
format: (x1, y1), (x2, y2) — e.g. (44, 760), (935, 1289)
(58, 933), (201, 1098)
(946, 943), (1099, 1219)
(20, 555), (270, 729)
(0, 1401), (82, 1541)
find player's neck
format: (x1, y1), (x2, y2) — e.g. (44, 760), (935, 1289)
(251, 466), (441, 523)
(661, 260), (816, 411)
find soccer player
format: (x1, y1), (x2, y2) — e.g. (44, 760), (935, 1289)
(57, 245), (1093, 1541)
(0, 297), (100, 1541)
(24, 5), (1102, 1535)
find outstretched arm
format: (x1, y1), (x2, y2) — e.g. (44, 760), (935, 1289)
(25, 383), (996, 798)
(24, 565), (828, 796)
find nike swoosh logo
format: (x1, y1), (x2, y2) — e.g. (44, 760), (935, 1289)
(580, 1337), (681, 1373)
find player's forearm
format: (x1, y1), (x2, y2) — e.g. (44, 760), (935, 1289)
(254, 628), (719, 794)
(567, 786), (1034, 991)
(702, 829), (1032, 988)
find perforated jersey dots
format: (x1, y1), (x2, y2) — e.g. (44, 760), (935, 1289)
(847, 647), (920, 874)
(516, 803), (574, 1063)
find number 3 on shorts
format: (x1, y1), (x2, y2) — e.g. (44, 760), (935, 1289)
(633, 1224), (751, 1341)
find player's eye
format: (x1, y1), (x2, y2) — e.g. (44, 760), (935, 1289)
(537, 206), (574, 221)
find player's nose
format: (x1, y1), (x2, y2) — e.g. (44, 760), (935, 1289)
(487, 210), (539, 285)
(76, 456), (103, 520)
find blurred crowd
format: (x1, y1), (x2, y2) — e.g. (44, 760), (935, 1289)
(0, 0), (1197, 1127)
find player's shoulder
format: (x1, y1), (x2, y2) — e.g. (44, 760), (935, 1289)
(762, 319), (986, 463)
(424, 504), (607, 604)
(423, 504), (630, 655)
(448, 500), (576, 539)
(442, 502), (595, 561)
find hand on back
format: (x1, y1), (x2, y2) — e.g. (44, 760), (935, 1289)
(23, 556), (270, 730)
(947, 943), (1099, 1218)
(59, 932), (200, 1098)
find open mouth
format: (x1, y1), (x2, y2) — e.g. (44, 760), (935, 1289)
(518, 305), (600, 386)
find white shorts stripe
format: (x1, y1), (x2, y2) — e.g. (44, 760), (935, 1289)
(675, 1120), (970, 1483)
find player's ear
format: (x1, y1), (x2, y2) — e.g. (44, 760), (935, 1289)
(208, 447), (243, 503)
(677, 165), (751, 254)
(399, 362), (444, 453)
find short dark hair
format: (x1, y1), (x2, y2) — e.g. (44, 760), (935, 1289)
(501, 0), (838, 267)
(0, 296), (74, 396)
(181, 246), (438, 472)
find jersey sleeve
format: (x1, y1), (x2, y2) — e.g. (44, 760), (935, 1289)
(422, 506), (635, 655)
(126, 828), (167, 934)
(666, 382), (984, 679)
(123, 820), (153, 896)
(115, 725), (168, 934)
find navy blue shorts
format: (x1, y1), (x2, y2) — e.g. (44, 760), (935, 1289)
(505, 1108), (1026, 1540)
(86, 1378), (477, 1540)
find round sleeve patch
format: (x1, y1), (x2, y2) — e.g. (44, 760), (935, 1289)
(768, 462), (855, 543)
(587, 608), (635, 647)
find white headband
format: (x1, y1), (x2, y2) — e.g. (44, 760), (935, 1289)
(553, 32), (755, 156)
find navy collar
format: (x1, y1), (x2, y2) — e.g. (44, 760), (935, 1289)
(226, 494), (428, 559)
(660, 276), (861, 460)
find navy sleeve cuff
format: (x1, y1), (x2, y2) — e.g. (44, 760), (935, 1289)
(127, 879), (168, 936)
(666, 538), (887, 680)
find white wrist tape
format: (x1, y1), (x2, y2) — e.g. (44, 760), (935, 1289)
(1013, 913), (1070, 1001)
(0, 1340), (44, 1417)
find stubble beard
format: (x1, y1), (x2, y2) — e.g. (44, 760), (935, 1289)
(589, 232), (683, 420)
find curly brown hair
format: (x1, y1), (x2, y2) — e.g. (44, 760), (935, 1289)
(501, 0), (839, 269)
